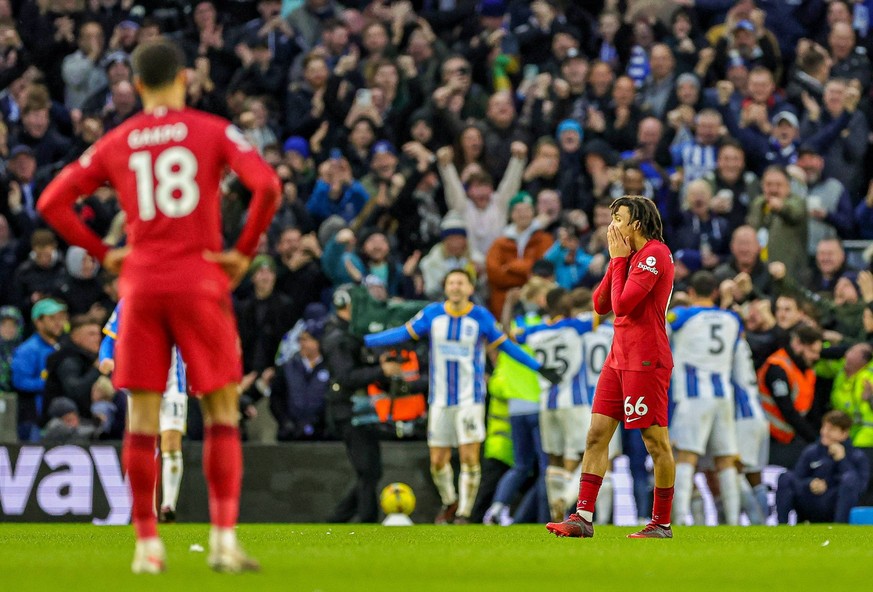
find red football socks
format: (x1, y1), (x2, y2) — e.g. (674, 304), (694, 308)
(123, 432), (158, 539)
(203, 424), (242, 528)
(577, 473), (604, 514)
(652, 486), (674, 525)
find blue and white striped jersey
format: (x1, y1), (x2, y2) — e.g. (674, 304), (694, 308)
(406, 302), (505, 408)
(668, 305), (742, 402)
(518, 316), (592, 409)
(101, 300), (187, 395)
(580, 321), (615, 404)
(732, 338), (766, 421)
(671, 142), (717, 183)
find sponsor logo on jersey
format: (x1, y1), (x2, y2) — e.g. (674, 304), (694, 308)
(637, 261), (659, 275)
(646, 256), (656, 266)
(128, 122), (188, 148)
(438, 343), (472, 358)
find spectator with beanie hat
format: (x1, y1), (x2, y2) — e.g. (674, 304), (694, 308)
(486, 191), (554, 316)
(271, 313), (330, 441)
(673, 248), (702, 293)
(420, 211), (485, 300)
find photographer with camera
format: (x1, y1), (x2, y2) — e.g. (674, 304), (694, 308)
(321, 285), (410, 523)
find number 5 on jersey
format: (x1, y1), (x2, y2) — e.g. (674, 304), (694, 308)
(624, 396), (649, 417)
(129, 147), (200, 220)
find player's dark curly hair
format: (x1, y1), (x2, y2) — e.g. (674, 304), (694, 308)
(610, 195), (664, 242)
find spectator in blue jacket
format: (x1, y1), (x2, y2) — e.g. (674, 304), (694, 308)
(306, 151), (370, 226)
(10, 298), (66, 441)
(776, 410), (871, 524)
(543, 222), (604, 290)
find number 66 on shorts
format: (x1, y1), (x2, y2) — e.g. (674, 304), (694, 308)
(624, 396), (649, 418)
(591, 365), (671, 428)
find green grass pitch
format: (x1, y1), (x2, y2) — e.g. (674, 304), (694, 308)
(1, 524), (871, 591)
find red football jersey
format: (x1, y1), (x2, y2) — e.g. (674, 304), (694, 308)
(39, 107), (279, 298)
(593, 239), (674, 372)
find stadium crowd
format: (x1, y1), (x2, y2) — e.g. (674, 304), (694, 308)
(1, 0), (873, 524)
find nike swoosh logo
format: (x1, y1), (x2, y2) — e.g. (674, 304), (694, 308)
(626, 417), (642, 423)
(810, 460), (824, 469)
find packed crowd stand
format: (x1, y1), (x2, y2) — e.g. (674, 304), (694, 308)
(1, 0), (872, 525)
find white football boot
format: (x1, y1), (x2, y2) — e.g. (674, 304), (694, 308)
(207, 528), (260, 573)
(131, 537), (166, 574)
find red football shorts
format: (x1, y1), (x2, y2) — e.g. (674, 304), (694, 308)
(114, 293), (242, 396)
(592, 365), (671, 428)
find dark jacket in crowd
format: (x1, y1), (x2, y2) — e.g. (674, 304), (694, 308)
(271, 352), (329, 440)
(320, 315), (385, 426)
(236, 291), (295, 373)
(42, 338), (100, 423)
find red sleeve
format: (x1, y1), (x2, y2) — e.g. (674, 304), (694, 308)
(610, 245), (665, 316)
(221, 124), (281, 257)
(593, 262), (613, 314)
(36, 148), (111, 262)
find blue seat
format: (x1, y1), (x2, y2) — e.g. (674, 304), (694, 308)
(849, 506), (873, 525)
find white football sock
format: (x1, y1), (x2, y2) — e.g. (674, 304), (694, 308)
(457, 463), (481, 518)
(483, 501), (505, 524)
(717, 466), (740, 525)
(545, 466), (570, 513)
(161, 451), (183, 511)
(431, 464), (457, 506)
(753, 483), (770, 520)
(673, 462), (695, 526)
(737, 474), (764, 525)
(209, 526), (236, 551)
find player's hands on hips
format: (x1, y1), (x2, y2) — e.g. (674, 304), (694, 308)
(102, 246), (130, 275)
(203, 248), (251, 289)
(607, 224), (631, 259)
(539, 366), (562, 386)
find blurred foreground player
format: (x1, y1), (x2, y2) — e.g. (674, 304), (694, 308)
(547, 196), (676, 539)
(99, 300), (188, 524)
(37, 39), (280, 573)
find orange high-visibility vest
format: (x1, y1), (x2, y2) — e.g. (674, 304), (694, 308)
(367, 350), (426, 422)
(757, 348), (816, 443)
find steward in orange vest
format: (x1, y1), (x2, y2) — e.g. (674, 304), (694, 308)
(367, 349), (427, 424)
(757, 324), (823, 444)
